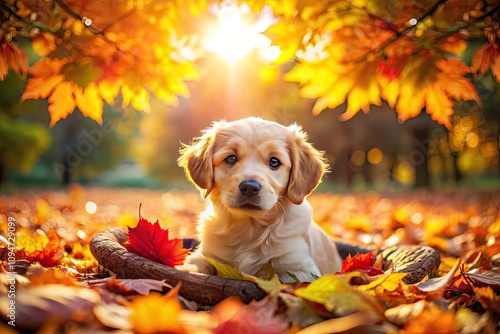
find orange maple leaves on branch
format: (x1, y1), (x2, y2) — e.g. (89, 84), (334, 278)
(1, 0), (202, 125)
(0, 0), (499, 128)
(267, 0), (499, 129)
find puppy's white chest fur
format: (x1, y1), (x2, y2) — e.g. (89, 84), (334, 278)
(188, 199), (341, 283)
(177, 117), (342, 282)
(200, 202), (310, 276)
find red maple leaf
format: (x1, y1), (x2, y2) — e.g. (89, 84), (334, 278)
(340, 252), (384, 276)
(124, 218), (189, 267)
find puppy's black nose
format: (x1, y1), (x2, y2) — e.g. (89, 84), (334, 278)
(239, 179), (261, 197)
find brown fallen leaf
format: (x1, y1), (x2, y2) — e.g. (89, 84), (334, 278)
(211, 296), (288, 334)
(296, 310), (382, 334)
(416, 259), (461, 292)
(385, 300), (427, 327)
(279, 292), (324, 329)
(112, 278), (172, 295)
(93, 303), (132, 331)
(466, 268), (500, 286)
(473, 286), (500, 316)
(0, 284), (100, 330)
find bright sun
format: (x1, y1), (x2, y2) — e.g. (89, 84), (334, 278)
(203, 5), (279, 63)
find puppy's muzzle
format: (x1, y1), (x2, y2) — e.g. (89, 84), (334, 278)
(239, 179), (261, 197)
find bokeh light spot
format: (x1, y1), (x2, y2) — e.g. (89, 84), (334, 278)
(85, 201), (97, 214)
(367, 148), (383, 165)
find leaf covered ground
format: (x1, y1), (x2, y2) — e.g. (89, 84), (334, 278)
(1, 186), (499, 333)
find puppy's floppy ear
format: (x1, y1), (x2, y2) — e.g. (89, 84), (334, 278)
(178, 122), (222, 198)
(286, 125), (328, 205)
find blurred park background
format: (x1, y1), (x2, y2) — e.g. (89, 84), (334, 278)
(1, 1), (499, 193)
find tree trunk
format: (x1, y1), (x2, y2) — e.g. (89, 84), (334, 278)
(412, 128), (429, 188)
(62, 158), (71, 185)
(451, 152), (462, 183)
(0, 162), (4, 188)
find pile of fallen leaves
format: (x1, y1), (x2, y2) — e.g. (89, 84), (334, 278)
(1, 186), (499, 333)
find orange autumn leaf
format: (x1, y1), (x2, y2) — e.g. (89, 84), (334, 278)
(0, 41), (28, 80)
(21, 58), (68, 101)
(124, 217), (189, 267)
(129, 293), (186, 334)
(435, 58), (470, 75)
(403, 305), (456, 334)
(28, 268), (79, 287)
(21, 74), (64, 101)
(425, 83), (455, 130)
(29, 57), (68, 78)
(48, 81), (76, 126)
(438, 34), (467, 55)
(32, 32), (57, 56)
(471, 41), (500, 79)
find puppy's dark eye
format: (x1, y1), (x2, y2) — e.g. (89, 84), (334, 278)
(269, 157), (281, 169)
(225, 155), (237, 165)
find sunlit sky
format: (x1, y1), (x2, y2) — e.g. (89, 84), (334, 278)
(203, 4), (280, 63)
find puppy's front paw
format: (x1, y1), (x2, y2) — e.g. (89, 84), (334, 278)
(278, 271), (319, 283)
(176, 252), (216, 275)
(176, 263), (202, 273)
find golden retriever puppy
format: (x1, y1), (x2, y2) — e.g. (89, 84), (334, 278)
(178, 117), (342, 282)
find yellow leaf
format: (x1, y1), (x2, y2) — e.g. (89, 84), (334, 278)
(358, 272), (408, 294)
(131, 88), (151, 113)
(266, 20), (305, 64)
(206, 257), (244, 280)
(396, 55), (435, 122)
(284, 62), (316, 83)
(74, 83), (103, 124)
(121, 84), (134, 108)
(311, 73), (352, 115)
(269, 0), (298, 19)
(98, 79), (121, 104)
(206, 258), (285, 293)
(294, 275), (385, 317)
(379, 77), (400, 108)
(340, 62), (381, 120)
(258, 66), (279, 83)
(48, 81), (76, 126)
(396, 83), (426, 121)
(242, 273), (285, 294)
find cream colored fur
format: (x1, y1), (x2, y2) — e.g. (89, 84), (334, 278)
(177, 117), (342, 283)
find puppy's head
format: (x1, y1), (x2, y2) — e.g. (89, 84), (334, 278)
(178, 117), (327, 216)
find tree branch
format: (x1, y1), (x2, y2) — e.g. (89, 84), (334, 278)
(54, 0), (102, 35)
(349, 0), (448, 62)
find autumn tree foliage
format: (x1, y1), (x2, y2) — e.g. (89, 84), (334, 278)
(0, 0), (499, 128)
